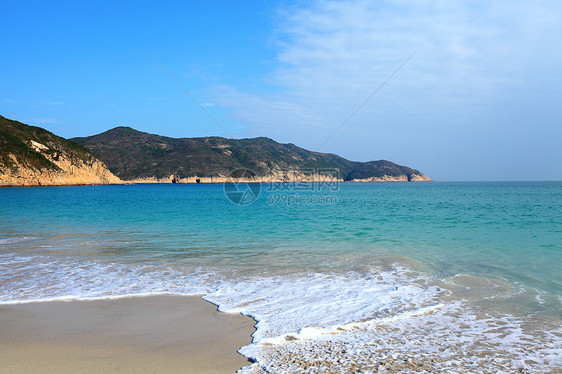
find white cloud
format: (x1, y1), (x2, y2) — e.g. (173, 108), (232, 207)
(212, 0), (562, 166)
(33, 118), (57, 124)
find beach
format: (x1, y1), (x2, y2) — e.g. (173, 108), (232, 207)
(0, 295), (255, 374)
(1, 182), (561, 373)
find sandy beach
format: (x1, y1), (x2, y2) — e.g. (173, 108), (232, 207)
(0, 295), (255, 374)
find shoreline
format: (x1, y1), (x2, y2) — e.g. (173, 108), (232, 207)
(0, 295), (256, 373)
(0, 178), (433, 188)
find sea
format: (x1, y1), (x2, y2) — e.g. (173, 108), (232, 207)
(1, 181), (561, 373)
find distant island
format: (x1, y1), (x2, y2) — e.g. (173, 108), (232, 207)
(1, 115), (431, 187)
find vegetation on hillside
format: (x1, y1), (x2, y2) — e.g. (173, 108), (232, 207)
(0, 115), (97, 173)
(72, 127), (429, 181)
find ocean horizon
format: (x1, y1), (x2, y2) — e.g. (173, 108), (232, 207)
(1, 181), (561, 372)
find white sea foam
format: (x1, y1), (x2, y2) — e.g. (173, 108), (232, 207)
(0, 253), (560, 373)
(0, 254), (215, 302)
(235, 303), (562, 373)
(0, 236), (34, 245)
(204, 269), (442, 344)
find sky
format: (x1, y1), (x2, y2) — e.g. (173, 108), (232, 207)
(1, 0), (561, 181)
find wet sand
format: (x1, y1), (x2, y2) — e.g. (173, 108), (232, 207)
(0, 295), (255, 374)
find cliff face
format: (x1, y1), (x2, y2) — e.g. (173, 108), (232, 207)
(0, 154), (121, 186)
(0, 116), (121, 187)
(73, 127), (432, 183)
(346, 174), (432, 182)
(343, 160), (432, 182)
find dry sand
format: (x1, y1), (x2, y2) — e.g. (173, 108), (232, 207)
(0, 295), (255, 374)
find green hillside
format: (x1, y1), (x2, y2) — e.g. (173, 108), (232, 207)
(0, 115), (96, 173)
(72, 127), (430, 181)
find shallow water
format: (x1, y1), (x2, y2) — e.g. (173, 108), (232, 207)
(1, 182), (561, 372)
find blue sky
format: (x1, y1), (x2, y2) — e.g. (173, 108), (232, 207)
(1, 0), (561, 181)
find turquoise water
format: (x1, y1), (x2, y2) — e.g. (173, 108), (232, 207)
(1, 182), (561, 372)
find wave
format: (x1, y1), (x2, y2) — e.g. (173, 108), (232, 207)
(0, 236), (35, 245)
(0, 254), (560, 373)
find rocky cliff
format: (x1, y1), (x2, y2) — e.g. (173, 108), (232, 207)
(0, 116), (121, 187)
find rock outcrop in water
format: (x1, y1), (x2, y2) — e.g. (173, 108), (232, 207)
(72, 127), (432, 183)
(0, 116), (121, 187)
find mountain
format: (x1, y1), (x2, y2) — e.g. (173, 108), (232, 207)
(0, 116), (121, 186)
(72, 127), (431, 183)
